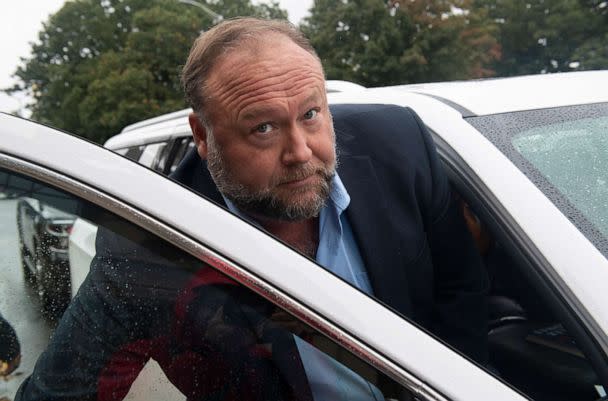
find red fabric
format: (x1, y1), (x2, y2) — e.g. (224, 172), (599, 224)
(97, 268), (264, 401)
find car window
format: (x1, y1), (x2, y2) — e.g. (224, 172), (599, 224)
(138, 142), (166, 168)
(153, 140), (174, 173)
(0, 167), (418, 401)
(168, 137), (195, 174)
(467, 102), (608, 258)
(123, 145), (145, 162)
(511, 115), (608, 239)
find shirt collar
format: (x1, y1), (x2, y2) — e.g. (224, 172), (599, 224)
(328, 173), (350, 216)
(222, 173), (350, 221)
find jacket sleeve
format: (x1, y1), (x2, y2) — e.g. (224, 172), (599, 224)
(15, 228), (187, 401)
(410, 109), (490, 365)
(15, 227), (298, 401)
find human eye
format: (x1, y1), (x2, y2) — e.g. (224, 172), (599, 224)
(253, 123), (274, 135)
(303, 108), (318, 120)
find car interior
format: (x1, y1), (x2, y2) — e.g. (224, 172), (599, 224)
(433, 132), (608, 401)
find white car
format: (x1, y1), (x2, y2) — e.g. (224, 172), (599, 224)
(1, 71), (608, 401)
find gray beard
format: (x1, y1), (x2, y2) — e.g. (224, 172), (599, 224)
(205, 133), (335, 222)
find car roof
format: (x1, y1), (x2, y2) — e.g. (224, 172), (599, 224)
(376, 70), (608, 116)
(104, 108), (190, 149)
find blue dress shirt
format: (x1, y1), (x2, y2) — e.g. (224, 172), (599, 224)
(223, 174), (382, 401)
(315, 174), (373, 296)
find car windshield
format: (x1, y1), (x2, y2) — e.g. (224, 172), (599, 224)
(467, 102), (608, 258)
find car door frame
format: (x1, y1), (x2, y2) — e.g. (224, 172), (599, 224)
(0, 113), (527, 400)
(409, 96), (608, 389)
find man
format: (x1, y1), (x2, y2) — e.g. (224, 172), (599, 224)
(177, 17), (488, 363)
(17, 17), (487, 401)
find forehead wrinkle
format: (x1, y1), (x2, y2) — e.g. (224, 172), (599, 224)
(206, 37), (326, 124)
(233, 77), (324, 121)
(216, 61), (323, 106)
(214, 66), (325, 121)
(235, 71), (322, 104)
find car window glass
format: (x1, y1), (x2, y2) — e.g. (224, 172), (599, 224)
(123, 145), (145, 162)
(169, 137), (195, 174)
(512, 116), (608, 238)
(0, 167), (417, 401)
(153, 141), (173, 173)
(138, 142), (166, 168)
(467, 102), (608, 258)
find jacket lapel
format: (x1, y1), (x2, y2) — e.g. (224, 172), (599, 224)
(338, 154), (413, 319)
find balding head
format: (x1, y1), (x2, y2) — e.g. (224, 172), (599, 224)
(181, 17), (321, 124)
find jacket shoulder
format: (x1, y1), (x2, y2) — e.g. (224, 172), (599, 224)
(330, 104), (428, 158)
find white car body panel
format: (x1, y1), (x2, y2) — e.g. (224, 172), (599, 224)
(104, 110), (186, 148)
(4, 71), (608, 400)
(68, 218), (97, 298)
(383, 70), (608, 115)
(0, 113), (525, 400)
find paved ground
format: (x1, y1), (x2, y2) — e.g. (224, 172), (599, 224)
(0, 200), (54, 400)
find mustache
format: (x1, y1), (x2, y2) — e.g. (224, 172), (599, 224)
(275, 163), (334, 185)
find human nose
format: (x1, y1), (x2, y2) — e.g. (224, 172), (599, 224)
(281, 126), (312, 165)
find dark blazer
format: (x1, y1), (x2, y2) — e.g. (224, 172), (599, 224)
(172, 103), (489, 363)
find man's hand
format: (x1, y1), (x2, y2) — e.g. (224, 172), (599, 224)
(0, 353), (21, 377)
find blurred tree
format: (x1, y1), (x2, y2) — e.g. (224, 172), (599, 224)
(571, 0), (608, 70)
(8, 0), (286, 143)
(571, 33), (608, 70)
(301, 0), (500, 86)
(474, 0), (607, 76)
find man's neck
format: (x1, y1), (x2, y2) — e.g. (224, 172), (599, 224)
(252, 213), (319, 258)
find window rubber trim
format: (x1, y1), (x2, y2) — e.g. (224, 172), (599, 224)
(429, 129), (608, 390)
(0, 152), (448, 401)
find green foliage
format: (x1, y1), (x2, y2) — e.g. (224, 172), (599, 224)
(9, 0), (286, 143)
(474, 0), (608, 75)
(301, 0), (500, 86)
(11, 0), (606, 140)
(572, 32), (608, 70)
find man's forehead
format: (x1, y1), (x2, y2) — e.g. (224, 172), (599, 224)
(205, 35), (325, 121)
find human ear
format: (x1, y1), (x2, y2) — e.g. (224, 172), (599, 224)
(188, 112), (209, 159)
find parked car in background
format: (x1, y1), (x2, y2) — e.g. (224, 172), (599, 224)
(16, 197), (74, 317)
